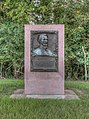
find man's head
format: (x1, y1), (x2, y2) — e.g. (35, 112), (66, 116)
(37, 34), (48, 47)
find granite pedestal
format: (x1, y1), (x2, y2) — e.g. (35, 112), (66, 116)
(24, 25), (64, 96)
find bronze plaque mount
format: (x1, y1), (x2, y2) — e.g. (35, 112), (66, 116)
(30, 30), (58, 72)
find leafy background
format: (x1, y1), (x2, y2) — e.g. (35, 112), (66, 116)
(0, 0), (89, 80)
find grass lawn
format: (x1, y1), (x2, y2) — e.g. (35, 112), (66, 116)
(0, 80), (89, 119)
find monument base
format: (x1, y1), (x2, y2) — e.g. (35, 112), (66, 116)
(26, 94), (65, 99)
(10, 89), (80, 100)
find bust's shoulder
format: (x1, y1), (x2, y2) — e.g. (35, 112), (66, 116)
(33, 48), (42, 55)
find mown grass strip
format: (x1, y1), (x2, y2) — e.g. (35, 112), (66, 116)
(0, 80), (89, 118)
(65, 81), (89, 92)
(0, 98), (88, 119)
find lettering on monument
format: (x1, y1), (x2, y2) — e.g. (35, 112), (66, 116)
(30, 31), (58, 72)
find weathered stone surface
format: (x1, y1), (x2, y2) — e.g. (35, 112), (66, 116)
(65, 90), (79, 100)
(10, 89), (79, 100)
(10, 94), (26, 98)
(14, 89), (24, 94)
(24, 25), (64, 95)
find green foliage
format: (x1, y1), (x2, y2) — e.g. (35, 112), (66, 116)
(52, 0), (89, 80)
(77, 50), (89, 65)
(0, 1), (8, 23)
(31, 0), (54, 24)
(0, 22), (24, 79)
(0, 0), (33, 24)
(0, 0), (89, 79)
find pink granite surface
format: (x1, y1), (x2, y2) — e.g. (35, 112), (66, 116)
(24, 24), (64, 95)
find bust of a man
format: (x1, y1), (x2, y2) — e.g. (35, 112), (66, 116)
(33, 34), (57, 57)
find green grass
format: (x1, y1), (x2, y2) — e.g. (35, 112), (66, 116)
(65, 81), (89, 100)
(0, 79), (89, 119)
(0, 98), (89, 119)
(65, 81), (89, 92)
(0, 79), (24, 97)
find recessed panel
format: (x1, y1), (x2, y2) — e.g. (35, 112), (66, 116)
(30, 31), (58, 72)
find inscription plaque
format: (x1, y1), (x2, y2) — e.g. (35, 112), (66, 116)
(31, 31), (58, 72)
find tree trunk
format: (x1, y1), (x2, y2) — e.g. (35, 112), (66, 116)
(0, 63), (3, 79)
(13, 64), (18, 79)
(82, 46), (87, 81)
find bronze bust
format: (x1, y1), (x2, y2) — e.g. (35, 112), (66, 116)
(32, 34), (57, 57)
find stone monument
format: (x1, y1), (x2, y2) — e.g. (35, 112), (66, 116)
(24, 25), (64, 98)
